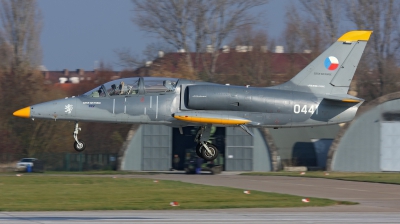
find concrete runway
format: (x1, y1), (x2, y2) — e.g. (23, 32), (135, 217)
(2, 210), (400, 223)
(2, 173), (400, 223)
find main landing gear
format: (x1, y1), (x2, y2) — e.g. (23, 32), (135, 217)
(195, 125), (219, 161)
(73, 122), (86, 152)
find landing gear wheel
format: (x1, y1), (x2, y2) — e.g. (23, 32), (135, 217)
(72, 122), (85, 152)
(74, 140), (86, 152)
(200, 143), (219, 161)
(195, 144), (202, 158)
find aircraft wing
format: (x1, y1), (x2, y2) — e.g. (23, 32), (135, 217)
(173, 111), (251, 125)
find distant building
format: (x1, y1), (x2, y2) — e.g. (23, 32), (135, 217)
(133, 49), (314, 86)
(41, 49), (314, 87)
(41, 69), (121, 85)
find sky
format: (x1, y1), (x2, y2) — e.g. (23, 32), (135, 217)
(38, 0), (289, 71)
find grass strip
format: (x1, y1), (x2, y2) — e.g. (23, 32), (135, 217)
(241, 171), (400, 185)
(0, 171), (159, 176)
(0, 176), (353, 211)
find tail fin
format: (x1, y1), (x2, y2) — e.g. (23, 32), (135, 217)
(278, 30), (372, 95)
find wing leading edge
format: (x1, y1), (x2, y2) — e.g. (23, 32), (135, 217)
(173, 112), (251, 125)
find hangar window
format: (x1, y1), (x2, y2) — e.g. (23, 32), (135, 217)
(382, 112), (400, 121)
(144, 77), (178, 94)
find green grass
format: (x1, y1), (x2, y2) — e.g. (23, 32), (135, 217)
(43, 170), (160, 175)
(242, 171), (400, 185)
(0, 171), (159, 176)
(0, 176), (352, 211)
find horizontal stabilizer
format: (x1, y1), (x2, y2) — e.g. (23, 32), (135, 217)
(173, 112), (251, 125)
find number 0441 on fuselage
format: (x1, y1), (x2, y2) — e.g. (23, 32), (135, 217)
(13, 30), (372, 161)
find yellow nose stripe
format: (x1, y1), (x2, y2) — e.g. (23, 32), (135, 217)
(13, 107), (31, 118)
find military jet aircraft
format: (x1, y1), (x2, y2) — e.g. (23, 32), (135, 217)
(13, 30), (372, 161)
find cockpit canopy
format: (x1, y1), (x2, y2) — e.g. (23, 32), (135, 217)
(84, 77), (178, 97)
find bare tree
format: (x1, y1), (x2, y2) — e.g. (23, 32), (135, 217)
(0, 0), (42, 73)
(0, 0), (52, 156)
(283, 1), (345, 54)
(300, 0), (343, 43)
(346, 0), (400, 99)
(226, 25), (272, 85)
(115, 42), (173, 70)
(282, 3), (326, 78)
(131, 0), (268, 80)
(115, 48), (144, 70)
(132, 0), (194, 73)
(0, 0), (43, 110)
(194, 0), (268, 80)
(0, 0), (43, 108)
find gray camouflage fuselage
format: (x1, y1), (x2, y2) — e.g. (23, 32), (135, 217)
(29, 78), (361, 128)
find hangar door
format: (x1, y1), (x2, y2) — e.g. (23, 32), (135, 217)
(380, 122), (400, 171)
(142, 125), (172, 171)
(225, 127), (253, 171)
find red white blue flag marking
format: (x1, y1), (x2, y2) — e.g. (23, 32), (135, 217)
(324, 56), (339, 70)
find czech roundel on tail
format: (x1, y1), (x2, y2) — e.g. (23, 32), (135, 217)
(13, 30), (372, 161)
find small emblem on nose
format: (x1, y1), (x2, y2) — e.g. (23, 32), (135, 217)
(65, 104), (73, 114)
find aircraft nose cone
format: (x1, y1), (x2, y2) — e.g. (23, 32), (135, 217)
(13, 107), (31, 118)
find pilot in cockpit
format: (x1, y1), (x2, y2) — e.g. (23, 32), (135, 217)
(98, 88), (105, 97)
(110, 84), (117, 95)
(91, 87), (104, 97)
(163, 80), (174, 91)
(119, 81), (126, 95)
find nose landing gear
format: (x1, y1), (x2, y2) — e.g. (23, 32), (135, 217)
(73, 122), (86, 152)
(195, 125), (219, 161)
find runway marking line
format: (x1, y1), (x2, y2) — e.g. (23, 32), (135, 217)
(335, 188), (368, 192)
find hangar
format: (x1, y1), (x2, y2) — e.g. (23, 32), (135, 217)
(119, 124), (339, 172)
(329, 93), (400, 172)
(119, 125), (272, 172)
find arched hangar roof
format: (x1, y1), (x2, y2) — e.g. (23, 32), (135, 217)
(327, 92), (400, 171)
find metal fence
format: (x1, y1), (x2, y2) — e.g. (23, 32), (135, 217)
(0, 152), (118, 172)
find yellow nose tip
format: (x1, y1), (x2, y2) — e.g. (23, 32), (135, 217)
(13, 107), (31, 118)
